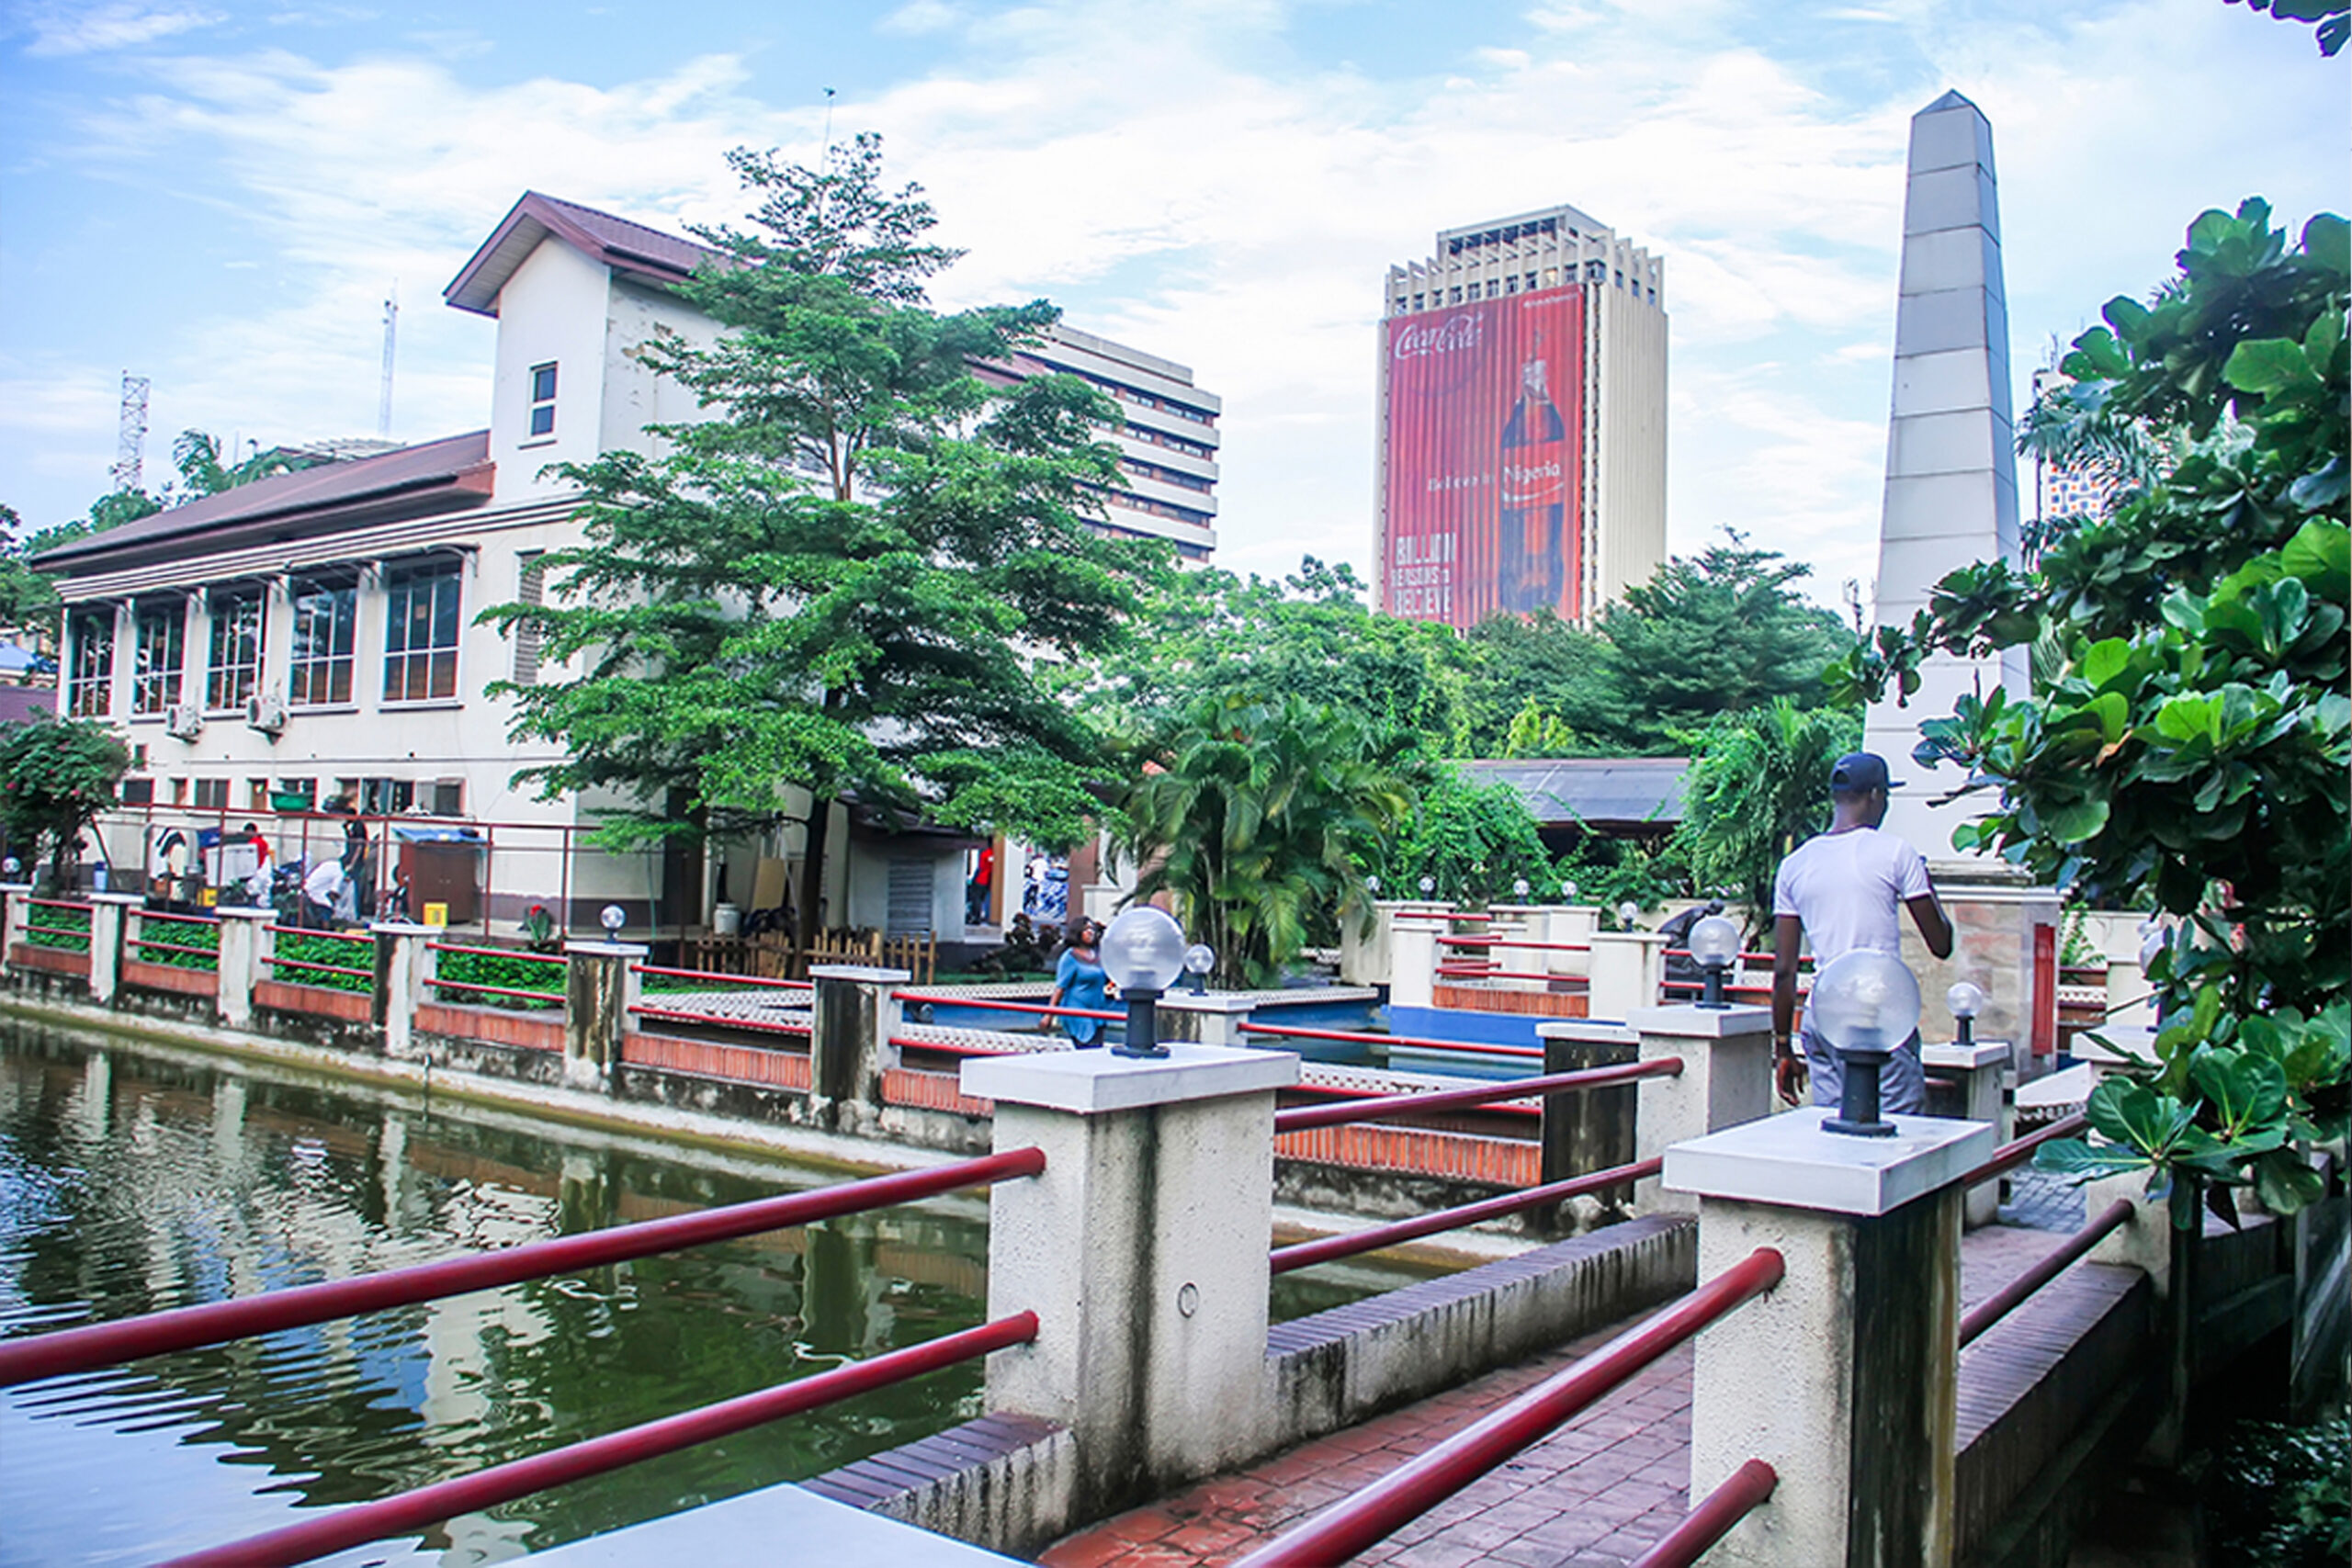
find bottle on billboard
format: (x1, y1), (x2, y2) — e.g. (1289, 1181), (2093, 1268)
(1498, 350), (1568, 615)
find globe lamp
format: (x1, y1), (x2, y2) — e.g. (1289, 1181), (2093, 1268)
(1809, 950), (1922, 1137)
(1687, 914), (1742, 1010)
(600, 904), (627, 935)
(1102, 907), (1188, 1058)
(1182, 942), (1216, 996)
(1616, 900), (1642, 931)
(1945, 980), (1985, 1045)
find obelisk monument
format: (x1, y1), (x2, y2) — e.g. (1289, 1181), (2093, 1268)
(1863, 91), (2056, 1054)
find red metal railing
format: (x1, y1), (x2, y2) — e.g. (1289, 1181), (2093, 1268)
(1436, 965), (1589, 984)
(1437, 935), (1592, 953)
(1270, 1157), (1664, 1274)
(25, 897), (95, 910)
(1272, 1059), (1678, 1134)
(630, 1002), (812, 1037)
(1962, 1111), (2088, 1190)
(632, 963), (812, 990)
(0, 1146), (1046, 1386)
(162, 1312), (1040, 1568)
(1628, 1459), (1780, 1568)
(893, 990), (1125, 1024)
(269, 924), (369, 943)
(1239, 1021), (1543, 1060)
(1232, 1247), (1787, 1566)
(1958, 1197), (2135, 1347)
(262, 924), (376, 983)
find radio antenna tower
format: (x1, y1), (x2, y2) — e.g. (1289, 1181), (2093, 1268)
(378, 286), (399, 439)
(110, 372), (151, 493)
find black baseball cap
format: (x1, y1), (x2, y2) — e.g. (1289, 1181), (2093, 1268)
(1830, 752), (1904, 794)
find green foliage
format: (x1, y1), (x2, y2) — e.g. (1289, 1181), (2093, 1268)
(2196, 1414), (2352, 1566)
(134, 917), (220, 972)
(2222, 0), (2349, 56)
(1368, 764), (1557, 907)
(272, 931), (373, 995)
(168, 432), (317, 500)
(1554, 841), (1687, 920)
(0, 718), (130, 887)
(1115, 693), (1417, 987)
(1669, 700), (1862, 936)
(483, 137), (1161, 946)
(434, 948), (567, 1010)
(24, 902), (89, 952)
(1499, 698), (1577, 758)
(1837, 198), (2348, 1219)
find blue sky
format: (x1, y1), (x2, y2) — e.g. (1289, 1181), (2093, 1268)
(2, 0), (2343, 604)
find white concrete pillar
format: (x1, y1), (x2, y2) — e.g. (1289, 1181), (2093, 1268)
(1629, 1003), (1775, 1214)
(1157, 990), (1253, 1046)
(87, 892), (141, 1005)
(215, 906), (274, 1030)
(1587, 931), (1669, 1021)
(810, 965), (910, 1134)
(966, 1045), (1296, 1513)
(0, 882), (29, 961)
(1546, 905), (1600, 978)
(1669, 1108), (1996, 1568)
(565, 941), (649, 1093)
(1923, 1040), (2011, 1226)
(372, 921), (433, 1056)
(1388, 916), (1438, 1010)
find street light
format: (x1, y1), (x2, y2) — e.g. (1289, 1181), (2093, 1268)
(1511, 877), (1530, 901)
(1419, 875), (1436, 897)
(1560, 880), (1578, 901)
(1687, 914), (1742, 1009)
(1810, 950), (1922, 1138)
(600, 904), (627, 935)
(1182, 942), (1216, 996)
(1102, 907), (1187, 1059)
(1616, 900), (1641, 931)
(1946, 980), (1985, 1045)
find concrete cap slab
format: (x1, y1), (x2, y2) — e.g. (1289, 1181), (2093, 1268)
(964, 1042), (1297, 1112)
(564, 941), (650, 957)
(1157, 991), (1263, 1017)
(1922, 1042), (2009, 1070)
(89, 892), (143, 905)
(368, 921), (436, 935)
(215, 905), (277, 919)
(1664, 1107), (1995, 1216)
(1627, 1003), (1775, 1039)
(808, 964), (914, 984)
(1536, 1020), (1640, 1044)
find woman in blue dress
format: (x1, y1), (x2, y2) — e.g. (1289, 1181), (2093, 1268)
(1049, 916), (1114, 1047)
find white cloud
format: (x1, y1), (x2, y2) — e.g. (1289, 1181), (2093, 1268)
(22, 3), (221, 55)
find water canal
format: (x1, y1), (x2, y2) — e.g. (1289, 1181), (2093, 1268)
(0, 1021), (1431, 1565)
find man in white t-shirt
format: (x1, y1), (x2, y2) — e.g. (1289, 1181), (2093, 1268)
(1770, 752), (1953, 1110)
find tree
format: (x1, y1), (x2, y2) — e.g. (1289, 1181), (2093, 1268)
(0, 505), (60, 634)
(1367, 762), (1558, 908)
(0, 718), (130, 887)
(2222, 0), (2349, 56)
(1835, 198), (2348, 1224)
(1459, 611), (1637, 754)
(1599, 536), (1855, 735)
(1669, 699), (1862, 936)
(1115, 694), (1416, 987)
(485, 136), (1162, 948)
(169, 432), (315, 498)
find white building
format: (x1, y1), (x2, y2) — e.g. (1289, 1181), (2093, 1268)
(41, 193), (1217, 943)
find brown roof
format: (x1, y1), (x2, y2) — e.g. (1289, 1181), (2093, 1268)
(34, 431), (495, 574)
(444, 192), (717, 317)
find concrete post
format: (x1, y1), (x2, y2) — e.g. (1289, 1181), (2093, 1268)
(1535, 1020), (1639, 1217)
(1669, 1108), (1996, 1568)
(1156, 990), (1253, 1046)
(372, 922), (433, 1057)
(87, 892), (141, 1005)
(810, 965), (910, 1135)
(1628, 1003), (1776, 1215)
(214, 906), (274, 1031)
(0, 882), (28, 962)
(565, 941), (648, 1093)
(1546, 905), (1600, 977)
(965, 1044), (1297, 1517)
(1587, 931), (1668, 1021)
(1923, 1040), (2011, 1226)
(1388, 917), (1438, 1010)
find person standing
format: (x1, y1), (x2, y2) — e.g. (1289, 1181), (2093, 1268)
(1049, 916), (1114, 1048)
(1770, 752), (1954, 1110)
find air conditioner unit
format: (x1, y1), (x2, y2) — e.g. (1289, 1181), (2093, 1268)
(164, 704), (204, 740)
(245, 694), (288, 735)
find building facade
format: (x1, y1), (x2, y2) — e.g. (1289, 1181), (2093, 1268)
(1376, 204), (1668, 629)
(40, 193), (1216, 942)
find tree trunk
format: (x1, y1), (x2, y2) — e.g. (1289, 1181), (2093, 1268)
(797, 797), (833, 957)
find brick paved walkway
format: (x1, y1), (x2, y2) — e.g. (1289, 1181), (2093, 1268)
(1040, 1222), (2091, 1568)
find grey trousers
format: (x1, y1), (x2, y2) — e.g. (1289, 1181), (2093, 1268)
(1803, 1023), (1927, 1115)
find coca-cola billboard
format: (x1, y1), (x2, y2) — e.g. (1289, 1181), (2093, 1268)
(1383, 287), (1584, 627)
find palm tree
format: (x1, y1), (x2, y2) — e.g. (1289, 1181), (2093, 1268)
(1115, 693), (1418, 988)
(1669, 699), (1861, 939)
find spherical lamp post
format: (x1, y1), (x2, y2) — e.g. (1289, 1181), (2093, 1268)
(1809, 950), (1923, 1138)
(2, 856), (19, 881)
(1102, 907), (1188, 1059)
(1559, 881), (1578, 902)
(1687, 914), (1742, 1010)
(1182, 942), (1216, 996)
(600, 904), (627, 936)
(1946, 981), (1985, 1046)
(1511, 877), (1531, 901)
(1616, 900), (1641, 932)
(1418, 875), (1436, 897)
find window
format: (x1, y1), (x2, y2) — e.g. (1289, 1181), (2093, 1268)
(132, 602), (185, 716)
(67, 608), (115, 717)
(383, 562), (461, 703)
(194, 778), (229, 810)
(276, 778), (316, 810)
(527, 362), (558, 438)
(205, 589), (265, 711)
(288, 576), (357, 705)
(431, 780), (464, 817)
(120, 778), (154, 807)
(512, 552), (546, 685)
(359, 777), (413, 814)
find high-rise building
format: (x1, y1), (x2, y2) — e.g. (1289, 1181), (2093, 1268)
(1377, 204), (1667, 628)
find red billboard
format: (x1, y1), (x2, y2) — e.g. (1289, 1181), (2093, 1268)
(1383, 287), (1585, 628)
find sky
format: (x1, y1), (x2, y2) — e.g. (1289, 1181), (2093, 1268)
(1, 0), (2343, 607)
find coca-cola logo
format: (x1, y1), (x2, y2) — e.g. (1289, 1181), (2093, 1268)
(1392, 313), (1485, 361)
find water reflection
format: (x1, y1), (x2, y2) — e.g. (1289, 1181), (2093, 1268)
(0, 1024), (1430, 1564)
